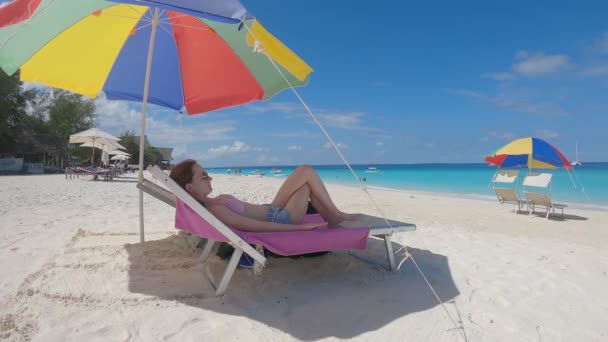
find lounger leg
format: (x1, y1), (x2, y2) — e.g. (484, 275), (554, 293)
(215, 248), (243, 296)
(529, 204), (534, 217)
(199, 239), (215, 263)
(499, 202), (504, 212)
(545, 208), (550, 220)
(384, 234), (397, 272)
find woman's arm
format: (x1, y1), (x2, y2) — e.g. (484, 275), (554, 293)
(207, 205), (324, 232)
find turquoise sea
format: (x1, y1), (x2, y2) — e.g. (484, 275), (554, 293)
(208, 163), (608, 206)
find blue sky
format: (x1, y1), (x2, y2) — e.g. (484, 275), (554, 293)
(19, 0), (608, 167)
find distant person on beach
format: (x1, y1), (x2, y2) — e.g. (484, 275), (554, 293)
(170, 159), (360, 232)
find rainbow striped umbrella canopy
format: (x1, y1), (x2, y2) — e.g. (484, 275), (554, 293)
(0, 0), (312, 114)
(485, 137), (572, 170)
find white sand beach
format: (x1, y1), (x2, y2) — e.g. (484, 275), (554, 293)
(1, 172), (607, 341)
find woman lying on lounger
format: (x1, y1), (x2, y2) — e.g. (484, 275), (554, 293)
(169, 159), (359, 232)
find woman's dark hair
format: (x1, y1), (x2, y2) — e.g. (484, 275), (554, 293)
(169, 159), (197, 189)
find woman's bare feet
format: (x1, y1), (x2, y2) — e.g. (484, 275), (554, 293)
(328, 212), (363, 227)
(341, 212), (364, 221)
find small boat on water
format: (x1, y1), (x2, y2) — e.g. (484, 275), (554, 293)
(572, 141), (582, 166)
(365, 166), (380, 173)
(271, 168), (283, 173)
(251, 169), (264, 176)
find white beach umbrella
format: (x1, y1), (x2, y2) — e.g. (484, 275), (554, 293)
(69, 128), (119, 145)
(108, 149), (131, 156)
(110, 155), (129, 161)
(80, 140), (126, 152)
(69, 128), (120, 166)
(101, 150), (110, 166)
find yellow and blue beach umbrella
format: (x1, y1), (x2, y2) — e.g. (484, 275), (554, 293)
(485, 137), (573, 169)
(0, 0), (312, 114)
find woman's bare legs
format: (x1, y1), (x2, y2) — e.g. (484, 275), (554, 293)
(283, 184), (310, 224)
(272, 165), (356, 226)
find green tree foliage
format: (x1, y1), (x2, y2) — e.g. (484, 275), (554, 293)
(118, 131), (162, 167)
(144, 146), (163, 166)
(0, 70), (34, 152)
(47, 89), (96, 143)
(119, 129), (139, 157)
(1, 70), (97, 162)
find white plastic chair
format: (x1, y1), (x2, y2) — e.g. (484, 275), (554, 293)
(491, 170), (525, 213)
(522, 172), (567, 219)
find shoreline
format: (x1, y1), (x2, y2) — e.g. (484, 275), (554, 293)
(223, 172), (608, 210)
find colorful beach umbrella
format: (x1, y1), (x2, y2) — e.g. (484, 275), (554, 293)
(1, 0), (312, 242)
(485, 137), (573, 170)
(0, 0), (312, 113)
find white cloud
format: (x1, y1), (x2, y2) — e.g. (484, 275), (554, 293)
(481, 72), (515, 81)
(246, 102), (302, 114)
(203, 141), (269, 161)
(287, 145), (302, 151)
(534, 129), (559, 139)
(208, 141), (251, 155)
(451, 89), (483, 98)
(580, 64), (608, 77)
(481, 131), (517, 142)
(453, 88), (568, 116)
(512, 51), (570, 76)
(323, 142), (348, 149)
(594, 32), (608, 54)
(375, 141), (384, 147)
(255, 155), (279, 165)
(319, 112), (365, 129)
(171, 144), (188, 159)
(93, 94), (238, 154)
(250, 103), (387, 136)
(21, 81), (47, 92)
(271, 130), (319, 138)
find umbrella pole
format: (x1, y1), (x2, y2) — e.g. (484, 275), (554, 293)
(91, 137), (95, 167)
(138, 8), (161, 244)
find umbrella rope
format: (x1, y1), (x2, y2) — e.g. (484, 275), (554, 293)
(243, 22), (468, 342)
(565, 168), (577, 190)
(567, 168), (592, 203)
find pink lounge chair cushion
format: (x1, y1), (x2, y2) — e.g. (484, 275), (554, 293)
(175, 199), (370, 256)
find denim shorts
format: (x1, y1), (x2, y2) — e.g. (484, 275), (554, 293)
(265, 204), (291, 224)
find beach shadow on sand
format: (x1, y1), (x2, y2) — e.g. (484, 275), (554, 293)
(513, 211), (588, 221)
(124, 237), (460, 340)
(108, 178), (139, 184)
